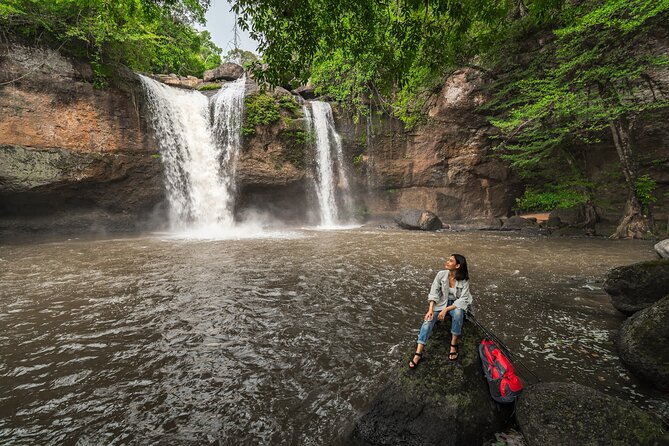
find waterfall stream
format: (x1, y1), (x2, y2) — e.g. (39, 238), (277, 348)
(139, 75), (245, 231)
(305, 101), (354, 228)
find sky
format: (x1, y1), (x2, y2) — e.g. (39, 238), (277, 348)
(199, 0), (260, 56)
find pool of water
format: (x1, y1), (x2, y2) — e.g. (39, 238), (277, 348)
(0, 228), (664, 444)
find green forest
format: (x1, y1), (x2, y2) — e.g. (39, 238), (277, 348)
(2, 0), (668, 237)
(0, 0), (222, 80)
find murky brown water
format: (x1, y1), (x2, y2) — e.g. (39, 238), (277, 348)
(0, 228), (665, 444)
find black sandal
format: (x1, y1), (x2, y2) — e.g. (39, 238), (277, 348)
(448, 344), (459, 361)
(409, 352), (423, 369)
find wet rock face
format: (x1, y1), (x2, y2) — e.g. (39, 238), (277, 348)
(0, 46), (149, 155)
(616, 295), (669, 391)
(603, 259), (669, 314)
(0, 145), (164, 235)
(516, 382), (668, 446)
(235, 90), (313, 222)
(351, 320), (512, 445)
(0, 44), (165, 235)
(334, 68), (520, 221)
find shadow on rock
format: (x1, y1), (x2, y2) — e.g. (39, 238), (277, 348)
(603, 259), (669, 315)
(350, 319), (513, 445)
(617, 294), (669, 391)
(516, 382), (668, 446)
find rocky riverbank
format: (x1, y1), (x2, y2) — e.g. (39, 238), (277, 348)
(350, 318), (668, 445)
(349, 245), (669, 445)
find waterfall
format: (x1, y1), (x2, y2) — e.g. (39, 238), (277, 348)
(139, 75), (245, 231)
(305, 101), (354, 228)
(210, 78), (246, 225)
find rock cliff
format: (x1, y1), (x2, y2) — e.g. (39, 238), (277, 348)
(334, 68), (519, 221)
(4, 43), (663, 236)
(0, 44), (164, 237)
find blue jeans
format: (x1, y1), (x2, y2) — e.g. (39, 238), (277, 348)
(417, 300), (464, 345)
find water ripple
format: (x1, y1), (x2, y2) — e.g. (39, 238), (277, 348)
(0, 230), (665, 444)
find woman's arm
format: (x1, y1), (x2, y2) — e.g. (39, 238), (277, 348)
(427, 271), (445, 304)
(425, 301), (435, 321)
(452, 281), (473, 310)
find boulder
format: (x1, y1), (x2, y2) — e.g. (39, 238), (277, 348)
(153, 73), (200, 89)
(548, 205), (597, 228)
(655, 239), (669, 258)
(616, 295), (669, 391)
(446, 218), (503, 231)
(351, 319), (512, 445)
(292, 82), (316, 99)
(395, 209), (443, 231)
(273, 86), (293, 97)
(603, 259), (669, 314)
(203, 63), (244, 82)
(516, 382), (667, 446)
(546, 215), (562, 228)
(501, 216), (536, 230)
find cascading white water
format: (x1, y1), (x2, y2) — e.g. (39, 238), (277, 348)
(210, 77), (246, 226)
(306, 101), (354, 228)
(139, 75), (245, 231)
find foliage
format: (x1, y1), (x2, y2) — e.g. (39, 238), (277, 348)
(0, 0), (221, 79)
(197, 83), (222, 91)
(223, 48), (258, 68)
(634, 174), (657, 206)
(352, 153), (365, 165)
(242, 93), (281, 135)
(280, 128), (306, 168)
(515, 182), (592, 211)
(489, 0), (669, 216)
(230, 0), (564, 117)
(277, 94), (299, 112)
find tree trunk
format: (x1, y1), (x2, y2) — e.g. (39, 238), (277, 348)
(609, 118), (653, 239)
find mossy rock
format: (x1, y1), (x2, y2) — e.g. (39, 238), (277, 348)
(603, 259), (669, 314)
(0, 145), (94, 192)
(616, 295), (669, 391)
(516, 382), (668, 446)
(351, 319), (513, 445)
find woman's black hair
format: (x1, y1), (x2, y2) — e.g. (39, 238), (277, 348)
(452, 253), (469, 281)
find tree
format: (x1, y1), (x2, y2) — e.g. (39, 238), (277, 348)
(0, 0), (221, 78)
(228, 0), (560, 111)
(490, 0), (669, 238)
(223, 48), (258, 68)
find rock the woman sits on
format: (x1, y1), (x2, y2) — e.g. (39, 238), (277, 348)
(409, 254), (473, 368)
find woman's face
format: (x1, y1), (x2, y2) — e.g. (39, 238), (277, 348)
(445, 256), (459, 271)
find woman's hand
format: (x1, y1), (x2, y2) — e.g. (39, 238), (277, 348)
(437, 309), (448, 321)
(424, 310), (434, 321)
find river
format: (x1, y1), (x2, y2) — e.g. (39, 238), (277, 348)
(0, 228), (665, 444)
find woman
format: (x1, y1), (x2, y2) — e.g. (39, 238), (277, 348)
(409, 254), (472, 368)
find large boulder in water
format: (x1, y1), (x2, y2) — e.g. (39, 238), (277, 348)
(603, 259), (669, 314)
(616, 295), (669, 391)
(548, 205), (597, 228)
(655, 239), (669, 259)
(501, 216), (536, 230)
(395, 209), (443, 231)
(516, 382), (668, 446)
(203, 63), (244, 82)
(351, 319), (512, 445)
